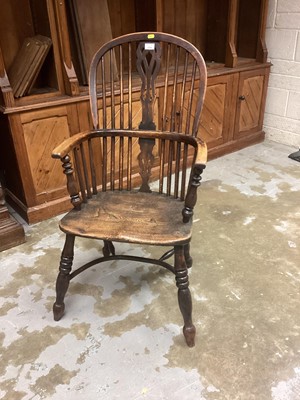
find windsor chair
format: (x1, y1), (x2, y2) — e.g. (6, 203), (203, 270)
(52, 32), (207, 347)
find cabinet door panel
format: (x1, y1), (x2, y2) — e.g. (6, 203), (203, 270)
(199, 74), (237, 147)
(235, 69), (268, 138)
(239, 75), (263, 131)
(21, 107), (70, 200)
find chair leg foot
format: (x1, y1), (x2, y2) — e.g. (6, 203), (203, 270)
(174, 245), (196, 347)
(53, 302), (65, 321)
(53, 234), (75, 321)
(183, 325), (196, 347)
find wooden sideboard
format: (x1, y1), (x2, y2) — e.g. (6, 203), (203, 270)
(0, 0), (270, 223)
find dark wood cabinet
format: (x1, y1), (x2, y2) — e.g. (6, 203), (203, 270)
(0, 0), (270, 223)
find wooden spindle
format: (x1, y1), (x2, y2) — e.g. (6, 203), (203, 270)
(179, 51), (189, 133)
(111, 136), (115, 190)
(162, 43), (170, 131)
(73, 148), (87, 202)
(119, 136), (124, 190)
(119, 45), (124, 129)
(185, 60), (197, 135)
(128, 43), (132, 130)
(191, 65), (202, 136)
(88, 138), (97, 194)
(171, 46), (180, 131)
(174, 141), (181, 198)
(110, 49), (115, 129)
(180, 143), (188, 200)
(167, 140), (173, 196)
(101, 57), (107, 129)
(102, 137), (107, 191)
(159, 139), (165, 194)
(127, 137), (132, 190)
(80, 143), (92, 198)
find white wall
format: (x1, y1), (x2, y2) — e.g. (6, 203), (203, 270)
(264, 0), (300, 147)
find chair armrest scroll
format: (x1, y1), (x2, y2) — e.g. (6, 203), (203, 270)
(52, 130), (93, 159)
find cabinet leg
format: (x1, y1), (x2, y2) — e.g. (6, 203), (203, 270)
(174, 245), (196, 347)
(53, 234), (75, 321)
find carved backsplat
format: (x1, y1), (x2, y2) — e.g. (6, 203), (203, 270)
(136, 41), (161, 130)
(138, 138), (155, 193)
(136, 42), (161, 192)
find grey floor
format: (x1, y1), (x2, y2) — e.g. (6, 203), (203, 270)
(0, 140), (300, 400)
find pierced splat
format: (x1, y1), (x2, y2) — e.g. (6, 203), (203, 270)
(138, 138), (155, 193)
(136, 41), (161, 130)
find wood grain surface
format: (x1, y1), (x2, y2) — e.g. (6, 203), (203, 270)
(60, 190), (192, 245)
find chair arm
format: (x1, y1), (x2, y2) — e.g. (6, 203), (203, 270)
(182, 140), (207, 223)
(52, 129), (205, 212)
(52, 132), (93, 210)
(52, 129), (201, 159)
(52, 130), (93, 159)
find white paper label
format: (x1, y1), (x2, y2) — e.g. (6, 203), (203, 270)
(145, 43), (155, 50)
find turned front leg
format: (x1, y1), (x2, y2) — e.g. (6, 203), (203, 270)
(174, 245), (196, 347)
(53, 234), (75, 321)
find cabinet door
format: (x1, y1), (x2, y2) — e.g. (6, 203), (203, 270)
(21, 106), (72, 204)
(234, 68), (269, 138)
(199, 73), (238, 148)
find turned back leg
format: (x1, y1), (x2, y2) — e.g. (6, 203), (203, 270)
(102, 240), (115, 257)
(174, 245), (196, 347)
(53, 234), (75, 321)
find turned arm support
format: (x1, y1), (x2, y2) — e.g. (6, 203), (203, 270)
(52, 130), (96, 211)
(182, 140), (207, 223)
(60, 155), (82, 210)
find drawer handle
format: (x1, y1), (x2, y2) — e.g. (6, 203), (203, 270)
(239, 95), (246, 101)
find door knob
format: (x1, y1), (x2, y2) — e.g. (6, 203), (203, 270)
(239, 95), (246, 101)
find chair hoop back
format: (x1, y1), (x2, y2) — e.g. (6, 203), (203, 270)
(89, 32), (207, 137)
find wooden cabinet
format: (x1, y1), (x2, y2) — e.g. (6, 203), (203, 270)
(0, 0), (271, 223)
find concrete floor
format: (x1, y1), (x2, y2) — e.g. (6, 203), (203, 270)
(0, 140), (300, 400)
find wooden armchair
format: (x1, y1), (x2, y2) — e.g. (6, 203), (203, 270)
(52, 32), (207, 347)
